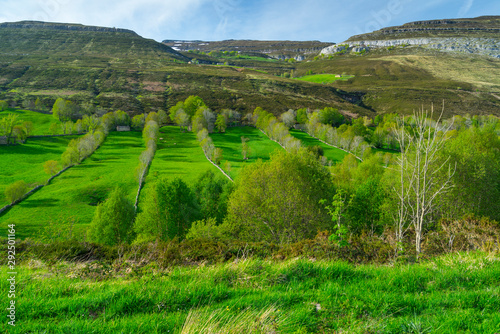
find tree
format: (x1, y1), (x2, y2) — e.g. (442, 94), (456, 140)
(281, 109), (296, 128)
(241, 136), (250, 160)
(393, 108), (455, 257)
(0, 100), (8, 111)
(0, 114), (20, 144)
(215, 114), (227, 133)
(212, 147), (223, 165)
(44, 160), (60, 176)
(5, 180), (27, 204)
(194, 170), (232, 224)
(437, 125), (500, 222)
(134, 178), (199, 242)
(52, 98), (77, 122)
(225, 149), (333, 243)
(87, 187), (135, 245)
(319, 107), (344, 126)
(131, 114), (145, 130)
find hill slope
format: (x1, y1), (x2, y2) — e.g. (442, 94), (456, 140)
(0, 21), (363, 116)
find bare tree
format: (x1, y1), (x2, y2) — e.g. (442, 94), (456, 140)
(393, 106), (455, 258)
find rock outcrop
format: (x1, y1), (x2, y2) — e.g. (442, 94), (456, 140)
(320, 37), (500, 58)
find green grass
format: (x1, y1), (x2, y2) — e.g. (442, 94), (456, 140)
(0, 136), (78, 207)
(289, 129), (349, 164)
(0, 131), (144, 239)
(137, 126), (223, 208)
(0, 108), (61, 135)
(295, 73), (354, 84)
(210, 126), (284, 179)
(2, 251), (499, 333)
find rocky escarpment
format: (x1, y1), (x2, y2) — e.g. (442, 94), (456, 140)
(163, 40), (331, 61)
(0, 21), (137, 35)
(320, 37), (500, 58)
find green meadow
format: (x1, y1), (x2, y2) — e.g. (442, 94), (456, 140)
(1, 251), (498, 333)
(295, 74), (354, 84)
(0, 136), (77, 207)
(289, 129), (349, 164)
(0, 131), (144, 239)
(0, 108), (61, 135)
(210, 126), (284, 179)
(137, 126), (222, 210)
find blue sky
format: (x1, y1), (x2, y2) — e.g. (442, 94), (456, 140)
(0, 0), (498, 42)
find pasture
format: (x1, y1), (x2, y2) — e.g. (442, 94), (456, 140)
(0, 136), (77, 207)
(289, 129), (349, 164)
(295, 73), (354, 84)
(0, 131), (144, 239)
(210, 126), (284, 179)
(0, 108), (61, 135)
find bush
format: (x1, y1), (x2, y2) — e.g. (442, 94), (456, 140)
(43, 160), (60, 176)
(87, 187), (135, 246)
(5, 180), (28, 204)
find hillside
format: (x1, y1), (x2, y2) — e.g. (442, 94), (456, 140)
(163, 39), (332, 60)
(321, 16), (500, 58)
(0, 21), (362, 116)
(0, 18), (499, 118)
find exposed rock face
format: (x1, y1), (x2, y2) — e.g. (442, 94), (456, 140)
(0, 21), (137, 35)
(320, 38), (500, 58)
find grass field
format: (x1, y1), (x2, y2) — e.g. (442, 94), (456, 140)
(0, 136), (77, 207)
(0, 131), (144, 240)
(289, 129), (349, 164)
(295, 73), (354, 84)
(137, 126), (223, 209)
(210, 126), (284, 179)
(0, 108), (61, 135)
(2, 251), (498, 333)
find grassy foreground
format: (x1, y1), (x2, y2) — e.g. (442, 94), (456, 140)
(0, 132), (144, 239)
(0, 251), (498, 333)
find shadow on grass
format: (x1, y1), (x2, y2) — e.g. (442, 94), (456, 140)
(20, 198), (60, 208)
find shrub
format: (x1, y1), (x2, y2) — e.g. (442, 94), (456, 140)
(87, 187), (135, 246)
(5, 180), (28, 204)
(43, 160), (60, 176)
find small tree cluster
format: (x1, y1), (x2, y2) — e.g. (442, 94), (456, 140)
(0, 114), (33, 144)
(253, 107), (301, 151)
(306, 110), (371, 160)
(136, 120), (159, 185)
(101, 110), (131, 133)
(52, 98), (79, 122)
(61, 130), (106, 167)
(197, 128), (223, 165)
(4, 180), (28, 204)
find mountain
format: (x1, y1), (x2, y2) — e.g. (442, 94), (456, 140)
(0, 18), (498, 118)
(321, 16), (500, 58)
(0, 22), (361, 116)
(162, 39), (332, 61)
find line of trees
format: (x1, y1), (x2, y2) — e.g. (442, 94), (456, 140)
(134, 117), (159, 208)
(252, 107), (302, 151)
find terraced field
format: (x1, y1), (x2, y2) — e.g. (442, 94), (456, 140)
(0, 131), (144, 239)
(289, 129), (349, 164)
(0, 136), (77, 207)
(210, 126), (284, 179)
(137, 126), (223, 210)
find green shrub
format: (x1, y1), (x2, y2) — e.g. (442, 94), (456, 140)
(5, 180), (28, 203)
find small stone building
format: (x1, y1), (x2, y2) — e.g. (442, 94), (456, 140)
(116, 126), (131, 132)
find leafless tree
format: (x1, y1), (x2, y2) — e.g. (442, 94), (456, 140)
(392, 106), (455, 257)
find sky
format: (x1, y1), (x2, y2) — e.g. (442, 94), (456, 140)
(0, 0), (498, 43)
